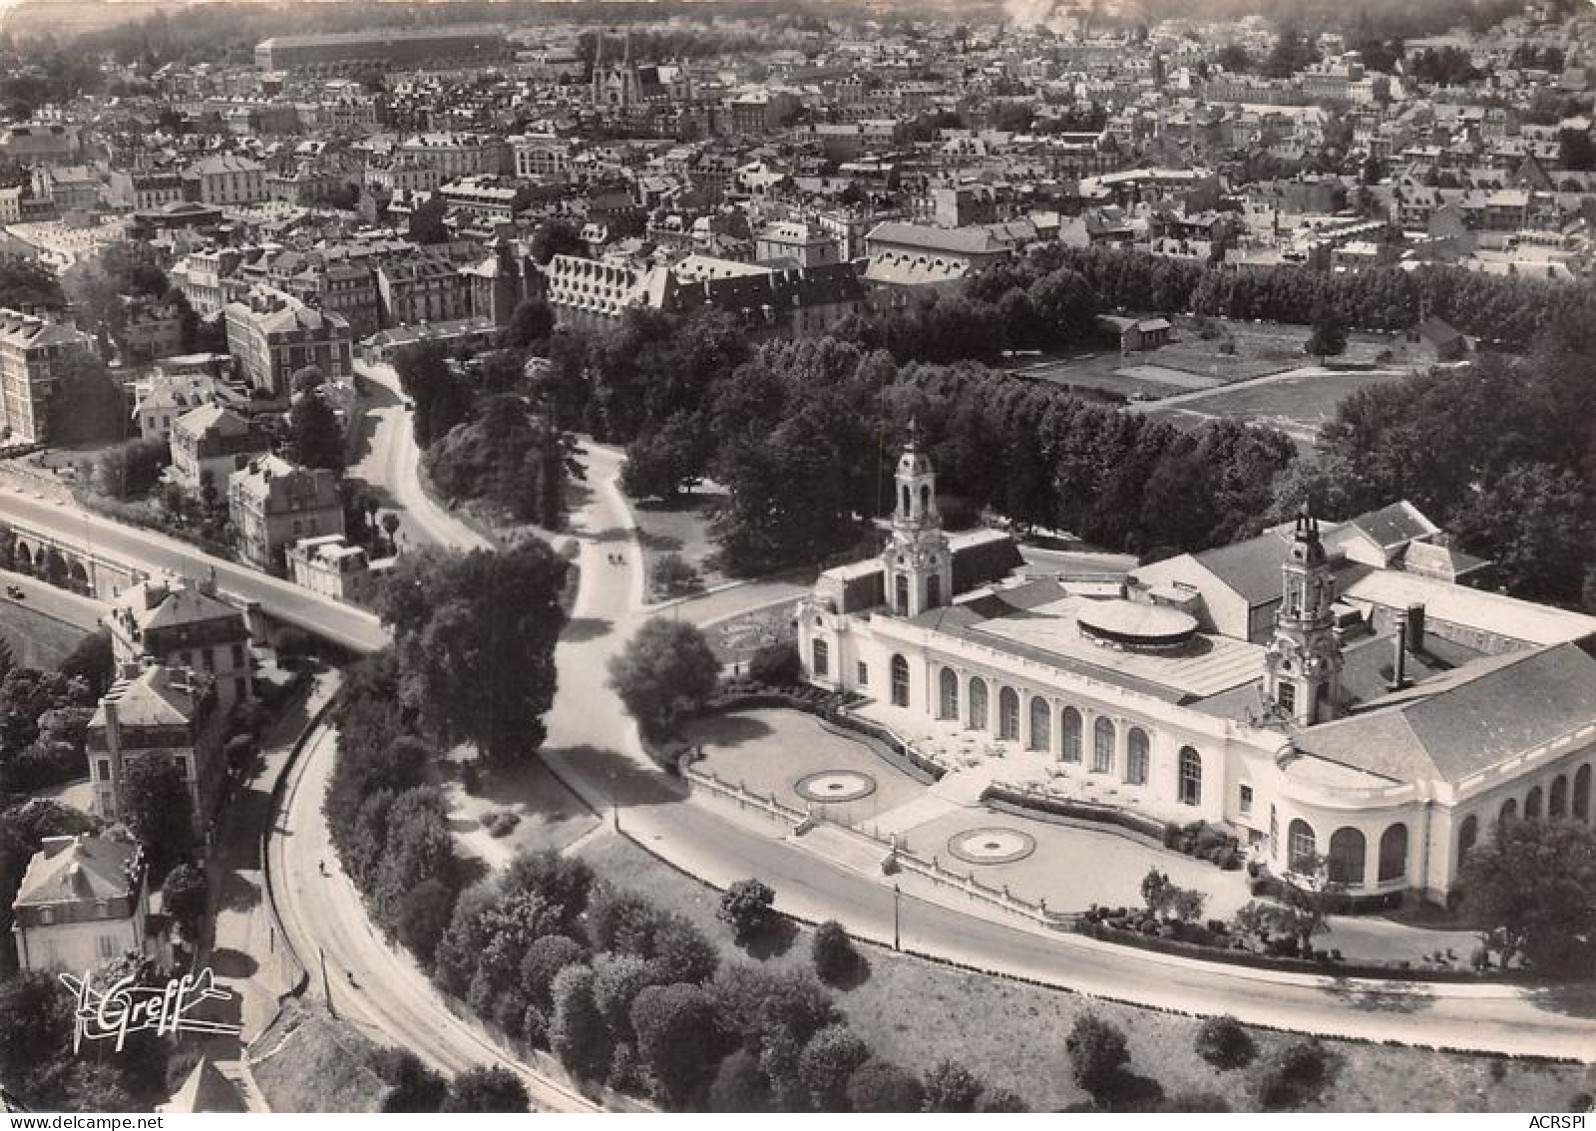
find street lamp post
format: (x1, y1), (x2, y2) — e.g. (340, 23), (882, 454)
(892, 883), (901, 952)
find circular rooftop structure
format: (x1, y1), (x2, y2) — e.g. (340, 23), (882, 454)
(1077, 599), (1199, 651)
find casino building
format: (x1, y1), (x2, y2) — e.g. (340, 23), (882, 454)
(799, 435), (1596, 906)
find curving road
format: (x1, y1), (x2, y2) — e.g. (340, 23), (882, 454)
(268, 719), (601, 1112)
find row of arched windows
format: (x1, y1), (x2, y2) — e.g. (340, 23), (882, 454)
(1286, 820), (1409, 886)
(1456, 763), (1593, 868)
(919, 661), (1202, 804)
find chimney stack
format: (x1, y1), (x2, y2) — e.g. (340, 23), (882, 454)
(1406, 602), (1426, 653)
(1390, 610), (1409, 691)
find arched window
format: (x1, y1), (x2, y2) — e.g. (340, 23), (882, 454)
(900, 484), (910, 514)
(938, 668), (959, 720)
(1092, 717), (1116, 774)
(894, 574), (909, 616)
(1525, 786), (1543, 820)
(1458, 814), (1478, 865)
(1500, 798), (1517, 824)
(1061, 707), (1082, 763)
(1125, 728), (1149, 785)
(1287, 819), (1317, 874)
(968, 677), (988, 731)
(1575, 764), (1591, 822)
(890, 654), (909, 708)
(926, 574), (941, 609)
(998, 687), (1020, 741)
(1549, 775), (1568, 819)
(1379, 824), (1408, 882)
(920, 484), (931, 513)
(1028, 697), (1050, 752)
(1328, 827), (1365, 885)
(811, 638), (829, 677)
(1178, 746), (1201, 805)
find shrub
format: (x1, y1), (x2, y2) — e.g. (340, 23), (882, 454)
(846, 1060), (924, 1113)
(1251, 1038), (1331, 1110)
(920, 1059), (983, 1112)
(719, 878), (776, 944)
(811, 920), (858, 986)
(977, 1087), (1029, 1112)
(484, 810), (521, 838)
(1066, 1012), (1128, 1095)
(1194, 1015), (1255, 1070)
(649, 553), (704, 599)
(798, 1024), (870, 1112)
(748, 640), (801, 687)
(631, 983), (722, 1108)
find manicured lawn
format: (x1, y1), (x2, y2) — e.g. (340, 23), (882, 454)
(572, 829), (1593, 1113)
(435, 747), (601, 870)
(632, 487), (728, 596)
(1141, 367), (1408, 440)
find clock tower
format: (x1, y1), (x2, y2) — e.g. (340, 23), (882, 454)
(881, 427), (952, 618)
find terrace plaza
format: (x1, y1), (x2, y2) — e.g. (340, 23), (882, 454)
(796, 428), (1596, 909)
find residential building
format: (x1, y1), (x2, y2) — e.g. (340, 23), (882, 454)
(286, 534), (378, 605)
(223, 288), (352, 396)
(228, 455), (344, 573)
(103, 577), (255, 711)
(0, 309), (96, 445)
(10, 835), (149, 973)
(86, 664), (225, 834)
(183, 155), (268, 207)
(167, 403), (269, 498)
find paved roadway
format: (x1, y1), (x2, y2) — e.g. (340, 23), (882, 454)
(0, 490), (385, 653)
(269, 719), (600, 1112)
(349, 361), (492, 552)
(0, 566), (106, 630)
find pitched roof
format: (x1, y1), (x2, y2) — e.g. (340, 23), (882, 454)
(1296, 640), (1596, 784)
(14, 836), (138, 907)
(865, 220), (1010, 256)
(161, 1058), (246, 1115)
(91, 665), (209, 730)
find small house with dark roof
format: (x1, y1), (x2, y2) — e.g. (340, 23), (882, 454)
(10, 835), (149, 973)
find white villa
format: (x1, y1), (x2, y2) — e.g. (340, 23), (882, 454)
(798, 436), (1596, 908)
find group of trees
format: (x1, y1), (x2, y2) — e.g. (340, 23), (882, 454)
(1292, 311), (1596, 610)
(392, 312), (582, 531)
(609, 327), (1293, 573)
(0, 637), (99, 796)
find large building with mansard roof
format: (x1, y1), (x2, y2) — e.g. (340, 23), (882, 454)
(798, 436), (1596, 907)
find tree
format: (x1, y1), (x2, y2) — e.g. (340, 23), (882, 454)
(441, 1066), (528, 1112)
(1461, 818), (1596, 974)
(529, 219), (587, 265)
(0, 968), (75, 1100)
(1304, 308), (1347, 361)
(1250, 1037), (1331, 1110)
(1452, 464), (1591, 605)
(379, 542), (569, 762)
(607, 618), (720, 739)
(92, 438), (171, 499)
(622, 414), (706, 502)
(381, 512), (401, 554)
(748, 641), (800, 687)
(0, 255), (65, 312)
(1195, 1015), (1255, 1070)
(718, 878), (776, 946)
(381, 1051), (447, 1112)
(1066, 1012), (1129, 1096)
(798, 1024), (870, 1112)
(711, 964), (837, 1053)
(549, 964), (609, 1081)
(394, 341), (474, 447)
(501, 298), (555, 350)
(847, 1060), (924, 1113)
(119, 756), (194, 881)
(46, 351), (127, 445)
(520, 934), (587, 1011)
(631, 983), (723, 1108)
(289, 392), (346, 473)
(1140, 867), (1208, 924)
(408, 197), (449, 244)
(810, 920), (858, 986)
(397, 877), (457, 966)
(709, 1048), (776, 1111)
(290, 365), (326, 394)
(920, 1059), (983, 1112)
(161, 861), (207, 945)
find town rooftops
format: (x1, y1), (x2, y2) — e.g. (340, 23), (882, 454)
(110, 577), (245, 639)
(1339, 569), (1596, 648)
(13, 835), (139, 908)
(865, 221), (1012, 257)
(172, 403), (251, 441)
(0, 309), (89, 350)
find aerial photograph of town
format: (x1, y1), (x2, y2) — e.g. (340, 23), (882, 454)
(0, 0), (1591, 1117)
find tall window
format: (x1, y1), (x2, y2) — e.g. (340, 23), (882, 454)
(998, 687), (1020, 741)
(890, 654), (909, 708)
(894, 574), (909, 616)
(968, 678), (989, 731)
(938, 668), (959, 720)
(1092, 717), (1115, 774)
(1575, 765), (1591, 822)
(1549, 775), (1568, 819)
(1238, 784), (1253, 815)
(1378, 824), (1408, 882)
(1287, 819), (1317, 874)
(1327, 827), (1365, 885)
(926, 574), (941, 609)
(1457, 814), (1478, 864)
(811, 638), (829, 677)
(1125, 728), (1149, 785)
(1061, 707), (1082, 762)
(1178, 746), (1202, 805)
(1278, 681), (1296, 713)
(1028, 697), (1050, 753)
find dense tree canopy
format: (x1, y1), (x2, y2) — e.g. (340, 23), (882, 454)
(1461, 818), (1596, 975)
